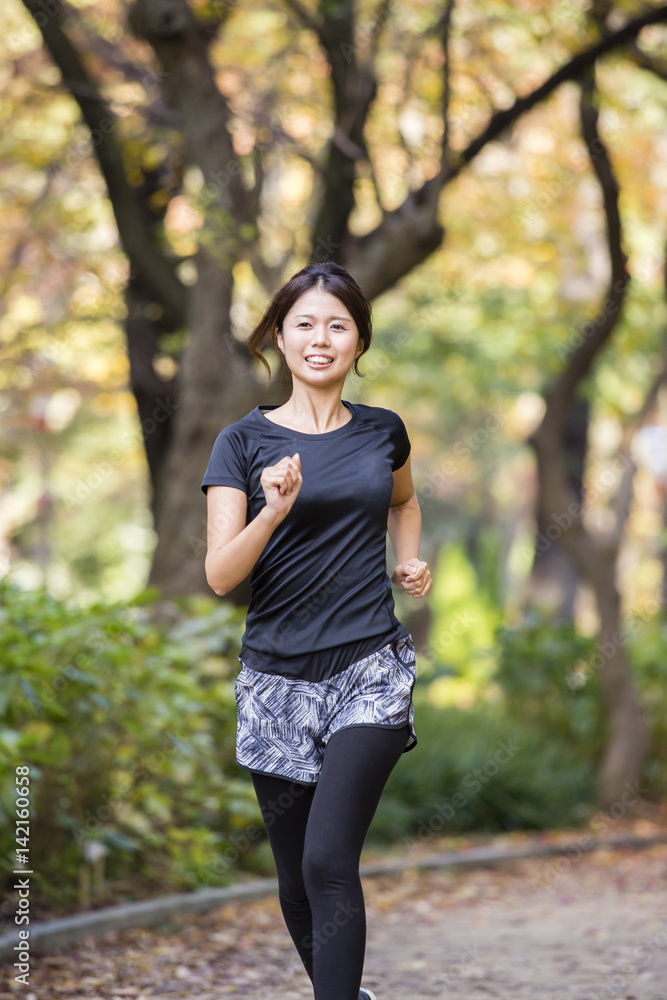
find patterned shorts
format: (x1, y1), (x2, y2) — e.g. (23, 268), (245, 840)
(234, 633), (418, 785)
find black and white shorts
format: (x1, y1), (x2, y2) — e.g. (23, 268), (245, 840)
(234, 634), (418, 785)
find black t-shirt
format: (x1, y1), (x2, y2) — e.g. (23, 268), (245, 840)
(200, 400), (411, 678)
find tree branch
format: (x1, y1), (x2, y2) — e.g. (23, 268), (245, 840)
(528, 63), (630, 580)
(128, 0), (252, 228)
(345, 2), (667, 298)
(283, 0), (325, 43)
(542, 68), (630, 438)
(303, 0), (379, 260)
(21, 0), (187, 327)
(523, 4), (651, 809)
(64, 6), (179, 127)
(625, 37), (667, 81)
(451, 4), (667, 181)
(367, 0), (393, 61)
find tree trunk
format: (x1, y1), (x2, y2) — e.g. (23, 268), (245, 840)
(594, 570), (649, 807)
(527, 64), (649, 810)
(124, 274), (178, 529)
(526, 395), (589, 621)
(530, 419), (650, 809)
(146, 252), (257, 599)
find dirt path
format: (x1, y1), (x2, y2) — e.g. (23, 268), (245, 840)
(4, 840), (665, 1000)
(362, 842), (667, 1000)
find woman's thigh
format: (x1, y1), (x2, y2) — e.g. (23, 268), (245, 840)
(250, 724), (408, 887)
(302, 724), (410, 878)
(250, 771), (316, 890)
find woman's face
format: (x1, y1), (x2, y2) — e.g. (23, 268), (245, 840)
(277, 288), (363, 383)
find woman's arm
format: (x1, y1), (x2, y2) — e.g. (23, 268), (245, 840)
(205, 452), (302, 596)
(205, 487), (283, 596)
(387, 456), (432, 598)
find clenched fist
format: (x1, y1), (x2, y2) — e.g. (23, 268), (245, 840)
(391, 558), (432, 598)
(260, 453), (303, 521)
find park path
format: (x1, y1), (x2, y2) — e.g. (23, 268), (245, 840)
(362, 841), (667, 999)
(2, 833), (666, 999)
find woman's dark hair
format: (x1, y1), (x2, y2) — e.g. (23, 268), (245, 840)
(246, 261), (372, 383)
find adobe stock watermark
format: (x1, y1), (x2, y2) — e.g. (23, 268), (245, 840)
(412, 408), (506, 502)
(556, 273), (631, 363)
(339, 0), (401, 62)
(18, 603), (142, 717)
(190, 490), (239, 559)
(524, 446), (635, 562)
(568, 576), (667, 688)
(513, 119), (625, 237)
(255, 957), (305, 1000)
(9, 0), (64, 50)
(10, 6), (166, 169)
(421, 612), (477, 659)
(300, 897), (362, 958)
(530, 777), (648, 891)
(62, 396), (179, 510)
(16, 324), (71, 389)
(565, 614), (645, 692)
(403, 737), (522, 855)
(71, 728), (186, 847)
(432, 941), (483, 991)
(190, 123), (342, 267)
(254, 566), (352, 654)
(580, 926), (667, 1000)
(548, 0), (590, 25)
(196, 779), (308, 885)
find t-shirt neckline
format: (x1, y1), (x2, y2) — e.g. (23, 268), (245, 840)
(254, 400), (357, 440)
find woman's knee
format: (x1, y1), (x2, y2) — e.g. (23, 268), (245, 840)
(269, 852), (309, 906)
(302, 842), (358, 894)
(278, 878), (310, 906)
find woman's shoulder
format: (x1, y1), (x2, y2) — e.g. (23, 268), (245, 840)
(348, 400), (402, 419)
(215, 406), (260, 435)
(209, 408), (263, 455)
(349, 401), (407, 430)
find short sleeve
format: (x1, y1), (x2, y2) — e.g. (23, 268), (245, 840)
(200, 425), (248, 495)
(389, 410), (411, 471)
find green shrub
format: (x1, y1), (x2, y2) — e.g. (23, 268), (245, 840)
(625, 614), (667, 793)
(372, 613), (666, 846)
(493, 614), (666, 798)
(372, 693), (596, 847)
(0, 580), (262, 914)
(494, 618), (604, 748)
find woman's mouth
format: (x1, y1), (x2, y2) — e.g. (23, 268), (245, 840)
(305, 355), (334, 368)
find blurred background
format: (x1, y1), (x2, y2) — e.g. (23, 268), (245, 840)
(1, 0), (667, 917)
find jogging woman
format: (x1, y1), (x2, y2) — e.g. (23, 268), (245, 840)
(201, 260), (432, 1000)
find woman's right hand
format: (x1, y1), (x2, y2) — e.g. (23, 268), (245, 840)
(260, 453), (303, 520)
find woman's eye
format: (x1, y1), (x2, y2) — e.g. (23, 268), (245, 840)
(296, 321), (347, 330)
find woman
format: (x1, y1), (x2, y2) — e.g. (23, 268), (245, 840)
(201, 260), (432, 1000)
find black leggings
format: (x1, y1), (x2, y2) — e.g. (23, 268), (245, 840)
(250, 723), (410, 1000)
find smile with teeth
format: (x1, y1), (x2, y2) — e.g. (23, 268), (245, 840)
(306, 355), (334, 365)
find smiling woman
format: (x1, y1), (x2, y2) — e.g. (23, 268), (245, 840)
(247, 259), (373, 387)
(200, 260), (431, 1000)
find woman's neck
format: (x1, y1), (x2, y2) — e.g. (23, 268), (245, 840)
(265, 386), (350, 433)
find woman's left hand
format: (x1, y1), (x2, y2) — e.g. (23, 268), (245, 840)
(391, 558), (432, 598)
